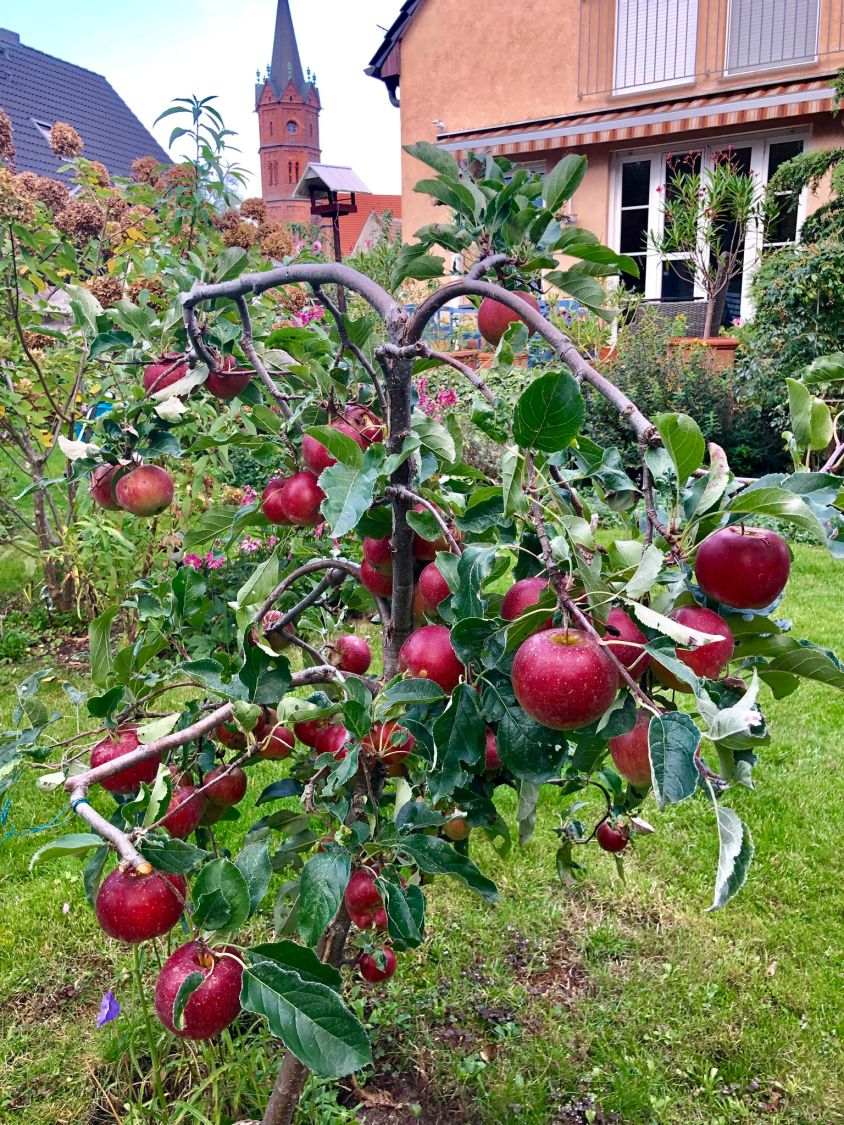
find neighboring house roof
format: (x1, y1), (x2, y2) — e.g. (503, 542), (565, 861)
(0, 27), (169, 181)
(365, 0), (425, 103)
(293, 163), (372, 197)
(338, 194), (402, 256)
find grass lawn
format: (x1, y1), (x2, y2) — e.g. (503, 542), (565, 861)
(1, 544), (843, 1124)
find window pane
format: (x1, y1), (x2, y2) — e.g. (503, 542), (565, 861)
(665, 151), (702, 201)
(768, 140), (804, 177)
(627, 255), (647, 294)
(765, 140), (805, 244)
(621, 160), (651, 207)
(660, 259), (696, 300)
(727, 0), (819, 72)
(620, 207), (649, 253)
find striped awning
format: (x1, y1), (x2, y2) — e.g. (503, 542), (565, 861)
(437, 79), (835, 157)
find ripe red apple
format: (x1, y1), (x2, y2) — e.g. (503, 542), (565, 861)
(341, 402), (385, 445)
(363, 536), (393, 574)
(605, 607), (651, 680)
(411, 583), (427, 626)
(695, 525), (791, 610)
(90, 464), (123, 511)
(302, 421), (366, 475)
(361, 721), (415, 764)
(477, 291), (541, 346)
(500, 576), (553, 631)
(277, 471), (325, 526)
(250, 609), (295, 653)
(596, 820), (629, 853)
(361, 560), (393, 598)
(399, 625), (464, 692)
(91, 727), (159, 793)
(418, 562), (450, 614)
(609, 709), (652, 789)
(154, 941), (243, 1039)
(203, 766), (247, 806)
(359, 946), (397, 983)
(215, 721), (247, 751)
(95, 867), (186, 941)
(344, 869), (385, 929)
(262, 476), (287, 501)
(143, 353), (188, 395)
(412, 504), (450, 561)
(161, 785), (204, 839)
(294, 718), (327, 747)
(115, 465), (174, 517)
(511, 628), (619, 730)
(262, 483), (292, 525)
(255, 710), (295, 760)
(314, 725), (350, 758)
(443, 815), (471, 841)
(653, 606), (735, 691)
(331, 633), (372, 675)
(205, 366), (252, 399)
(485, 728), (501, 772)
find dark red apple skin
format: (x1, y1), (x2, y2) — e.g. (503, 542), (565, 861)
(302, 421), (366, 475)
(500, 576), (553, 631)
(332, 634), (372, 675)
(359, 946), (397, 983)
(653, 606), (735, 692)
(262, 490), (291, 525)
(95, 867), (186, 941)
(91, 728), (159, 793)
(314, 725), (350, 758)
(256, 709), (295, 760)
(478, 291), (540, 346)
(418, 562), (450, 614)
(485, 728), (501, 772)
(399, 625), (464, 693)
(363, 536), (393, 574)
(361, 721), (415, 764)
(695, 525), (791, 610)
(511, 628), (619, 731)
(361, 560), (393, 597)
(161, 785), (204, 839)
(90, 464), (123, 511)
(340, 402), (385, 445)
(344, 869), (386, 928)
(143, 353), (188, 395)
(206, 367), (251, 399)
(154, 941), (243, 1039)
(609, 709), (652, 789)
(115, 465), (174, 517)
(294, 718), (327, 747)
(203, 766), (247, 806)
(216, 722), (247, 751)
(278, 471), (325, 526)
(605, 607), (651, 680)
(261, 477), (287, 501)
(250, 610), (295, 653)
(596, 820), (629, 853)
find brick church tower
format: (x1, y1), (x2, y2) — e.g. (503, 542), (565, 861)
(256, 0), (321, 225)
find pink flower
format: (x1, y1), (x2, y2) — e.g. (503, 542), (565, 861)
(205, 553), (224, 569)
(312, 239), (322, 253)
(267, 535), (278, 547)
(183, 553), (203, 569)
(437, 388), (458, 410)
(241, 485), (257, 505)
(239, 535), (263, 553)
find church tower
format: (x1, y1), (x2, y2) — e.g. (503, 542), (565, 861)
(256, 0), (321, 225)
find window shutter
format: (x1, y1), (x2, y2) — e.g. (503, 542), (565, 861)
(614, 0), (699, 90)
(726, 0), (819, 71)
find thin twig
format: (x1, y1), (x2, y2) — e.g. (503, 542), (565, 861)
(314, 287), (388, 417)
(385, 485), (461, 553)
(410, 341), (495, 404)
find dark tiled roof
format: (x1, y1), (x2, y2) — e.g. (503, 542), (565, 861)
(0, 29), (169, 181)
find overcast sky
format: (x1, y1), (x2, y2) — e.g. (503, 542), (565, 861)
(1, 0), (402, 192)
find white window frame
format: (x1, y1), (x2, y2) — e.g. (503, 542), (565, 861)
(608, 127), (810, 321)
(612, 0), (700, 95)
(724, 0), (821, 77)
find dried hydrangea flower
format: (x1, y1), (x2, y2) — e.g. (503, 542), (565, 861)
(50, 121), (84, 158)
(259, 224), (293, 260)
(0, 168), (35, 225)
(240, 197), (267, 223)
(223, 221), (257, 250)
(0, 108), (14, 163)
(86, 275), (123, 308)
(131, 155), (161, 184)
(33, 176), (69, 212)
(55, 199), (105, 244)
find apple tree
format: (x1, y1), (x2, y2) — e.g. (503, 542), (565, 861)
(11, 145), (844, 1125)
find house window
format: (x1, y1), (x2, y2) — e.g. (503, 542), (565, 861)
(287, 120), (298, 134)
(295, 161), (300, 182)
(726, 0), (819, 74)
(269, 119), (274, 137)
(611, 132), (806, 324)
(613, 0), (699, 93)
(288, 161), (293, 185)
(32, 118), (53, 143)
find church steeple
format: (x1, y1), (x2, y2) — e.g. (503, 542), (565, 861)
(268, 0), (306, 99)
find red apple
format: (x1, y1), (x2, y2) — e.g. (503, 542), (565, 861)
(203, 766), (247, 807)
(341, 403), (385, 445)
(609, 709), (652, 789)
(262, 476), (287, 501)
(143, 353), (188, 395)
(695, 525), (791, 610)
(500, 576), (553, 631)
(294, 718), (327, 747)
(443, 815), (471, 841)
(314, 725), (350, 758)
(596, 820), (629, 853)
(250, 609), (295, 653)
(154, 941), (243, 1039)
(215, 721), (247, 751)
(262, 487), (292, 525)
(331, 634), (372, 675)
(653, 606), (735, 691)
(205, 366), (251, 399)
(511, 628), (619, 730)
(363, 536), (393, 574)
(115, 465), (174, 517)
(485, 728), (501, 772)
(302, 421), (366, 475)
(605, 607), (651, 680)
(91, 727), (159, 793)
(399, 625), (464, 692)
(411, 504), (449, 561)
(477, 291), (541, 346)
(95, 867), (185, 942)
(418, 562), (450, 614)
(90, 464), (123, 511)
(160, 785), (204, 839)
(361, 560), (393, 597)
(361, 721), (415, 764)
(359, 946), (397, 983)
(344, 869), (385, 928)
(255, 710), (295, 760)
(277, 471), (325, 526)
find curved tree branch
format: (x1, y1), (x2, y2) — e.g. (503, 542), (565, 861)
(235, 296), (295, 422)
(314, 287), (388, 417)
(466, 253), (513, 280)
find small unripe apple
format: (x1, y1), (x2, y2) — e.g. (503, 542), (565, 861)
(361, 560), (393, 597)
(609, 709), (652, 789)
(399, 625), (464, 692)
(91, 727), (159, 793)
(478, 291), (540, 346)
(695, 525), (791, 610)
(95, 867), (186, 941)
(511, 628), (619, 730)
(302, 421), (365, 475)
(653, 606), (734, 691)
(359, 946), (397, 983)
(485, 728), (501, 772)
(331, 634), (372, 675)
(418, 562), (450, 614)
(143, 353), (187, 395)
(363, 536), (393, 574)
(154, 941), (243, 1039)
(115, 465), (174, 517)
(203, 766), (247, 806)
(361, 721), (414, 764)
(605, 607), (651, 680)
(500, 576), (553, 632)
(278, 471), (325, 526)
(90, 464), (123, 511)
(443, 815), (471, 841)
(294, 718), (327, 747)
(596, 820), (629, 853)
(161, 785), (204, 839)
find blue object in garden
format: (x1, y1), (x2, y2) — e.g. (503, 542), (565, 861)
(74, 400), (112, 442)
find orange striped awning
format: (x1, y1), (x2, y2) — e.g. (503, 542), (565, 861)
(437, 79), (835, 158)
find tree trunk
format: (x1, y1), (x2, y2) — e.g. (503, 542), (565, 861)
(33, 487), (77, 613)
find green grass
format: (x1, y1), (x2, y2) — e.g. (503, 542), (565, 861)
(1, 546), (844, 1123)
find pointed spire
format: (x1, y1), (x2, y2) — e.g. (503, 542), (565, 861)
(269, 0), (306, 98)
